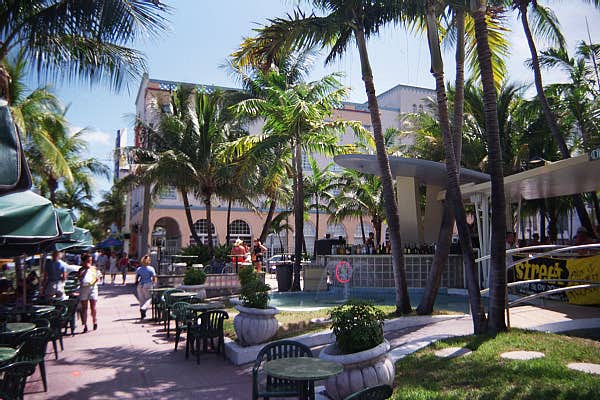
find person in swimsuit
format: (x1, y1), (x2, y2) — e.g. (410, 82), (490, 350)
(252, 238), (267, 273)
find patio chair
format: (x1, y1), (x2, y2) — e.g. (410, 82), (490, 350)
(59, 298), (79, 336)
(171, 302), (192, 351)
(14, 327), (51, 392)
(0, 361), (38, 400)
(343, 385), (393, 400)
(161, 289), (183, 335)
(252, 340), (314, 400)
(46, 304), (66, 359)
(186, 310), (229, 364)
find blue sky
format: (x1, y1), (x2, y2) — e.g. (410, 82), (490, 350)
(23, 1), (600, 200)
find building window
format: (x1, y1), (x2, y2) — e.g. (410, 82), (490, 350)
(159, 185), (177, 199)
(304, 222), (316, 256)
(191, 219), (217, 245)
(229, 219), (251, 245)
(354, 224), (373, 244)
(327, 223), (347, 240)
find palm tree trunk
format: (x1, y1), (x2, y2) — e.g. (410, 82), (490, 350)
(292, 138), (304, 291)
(182, 189), (202, 245)
(259, 199), (277, 244)
(519, 4), (596, 237)
(226, 198), (232, 245)
(48, 177), (58, 204)
(204, 196), (214, 255)
(140, 184), (151, 257)
(354, 26), (411, 314)
(0, 66), (10, 104)
(360, 216), (366, 244)
(424, 2), (486, 333)
(418, 8), (466, 315)
(473, 1), (507, 334)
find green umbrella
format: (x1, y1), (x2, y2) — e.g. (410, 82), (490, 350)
(56, 209), (75, 235)
(0, 190), (60, 241)
(0, 100), (32, 195)
(54, 227), (93, 252)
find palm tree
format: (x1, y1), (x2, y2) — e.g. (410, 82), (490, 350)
(234, 70), (358, 290)
(0, 0), (170, 101)
(55, 181), (94, 215)
(98, 184), (126, 234)
(304, 155), (336, 254)
(470, 0), (508, 334)
(510, 0), (596, 237)
(242, 1), (414, 313)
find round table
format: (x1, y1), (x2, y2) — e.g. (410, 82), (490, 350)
(186, 302), (225, 317)
(3, 323), (36, 335)
(265, 357), (343, 400)
(170, 292), (195, 300)
(0, 347), (17, 365)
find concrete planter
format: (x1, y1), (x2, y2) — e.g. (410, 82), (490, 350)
(319, 340), (394, 400)
(177, 284), (207, 300)
(233, 305), (279, 346)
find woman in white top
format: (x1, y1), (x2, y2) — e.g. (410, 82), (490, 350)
(108, 251), (119, 284)
(78, 253), (99, 333)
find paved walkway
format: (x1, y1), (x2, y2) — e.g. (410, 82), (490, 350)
(23, 277), (600, 399)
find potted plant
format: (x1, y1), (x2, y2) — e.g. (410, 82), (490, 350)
(233, 266), (278, 346)
(178, 268), (207, 300)
(319, 300), (394, 399)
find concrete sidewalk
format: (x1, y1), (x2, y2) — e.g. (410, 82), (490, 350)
(24, 277), (600, 399)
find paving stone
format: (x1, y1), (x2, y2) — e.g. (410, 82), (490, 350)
(434, 347), (472, 359)
(500, 351), (545, 360)
(567, 362), (600, 375)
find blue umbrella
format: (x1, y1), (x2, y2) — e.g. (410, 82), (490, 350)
(95, 237), (123, 249)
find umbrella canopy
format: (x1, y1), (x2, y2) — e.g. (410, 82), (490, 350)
(0, 100), (32, 195)
(54, 227), (93, 252)
(95, 237), (123, 249)
(57, 209), (75, 235)
(0, 190), (60, 241)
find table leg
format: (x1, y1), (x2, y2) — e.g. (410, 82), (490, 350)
(298, 380), (314, 400)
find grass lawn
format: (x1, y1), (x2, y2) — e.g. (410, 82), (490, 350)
(220, 303), (459, 342)
(394, 329), (600, 400)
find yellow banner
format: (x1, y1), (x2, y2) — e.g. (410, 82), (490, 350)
(565, 255), (600, 305)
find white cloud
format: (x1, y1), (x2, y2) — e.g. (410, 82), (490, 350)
(69, 124), (113, 146)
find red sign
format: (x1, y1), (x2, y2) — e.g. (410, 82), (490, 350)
(335, 261), (353, 284)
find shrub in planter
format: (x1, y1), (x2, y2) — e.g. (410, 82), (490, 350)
(183, 268), (207, 286)
(330, 300), (384, 354)
(320, 300), (394, 400)
(180, 244), (211, 265)
(234, 267), (278, 346)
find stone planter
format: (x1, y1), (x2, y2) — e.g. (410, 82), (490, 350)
(177, 284), (207, 300)
(233, 305), (279, 346)
(319, 340), (394, 400)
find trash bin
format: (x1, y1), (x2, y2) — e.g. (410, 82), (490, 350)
(276, 262), (293, 292)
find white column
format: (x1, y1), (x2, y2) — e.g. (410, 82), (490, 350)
(396, 176), (423, 245)
(423, 185), (444, 243)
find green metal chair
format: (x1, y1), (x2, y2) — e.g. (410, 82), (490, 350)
(252, 340), (313, 400)
(343, 385), (393, 400)
(171, 302), (192, 351)
(161, 289), (183, 337)
(14, 327), (51, 392)
(59, 298), (79, 336)
(46, 304), (66, 359)
(0, 361), (38, 400)
(186, 310), (229, 364)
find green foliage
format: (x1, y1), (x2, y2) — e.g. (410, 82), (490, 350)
(238, 266), (270, 309)
(183, 268), (207, 285)
(214, 244), (233, 263)
(330, 300), (385, 354)
(180, 244), (211, 265)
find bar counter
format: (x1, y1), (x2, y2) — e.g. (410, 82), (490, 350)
(303, 254), (464, 291)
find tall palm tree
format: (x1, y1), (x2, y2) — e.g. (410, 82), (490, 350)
(234, 70), (358, 290)
(242, 1), (414, 313)
(470, 0), (508, 334)
(98, 184), (126, 234)
(55, 181), (94, 215)
(0, 0), (170, 101)
(510, 0), (596, 237)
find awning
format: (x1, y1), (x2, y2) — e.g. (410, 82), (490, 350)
(55, 227), (93, 252)
(57, 209), (75, 235)
(0, 100), (32, 195)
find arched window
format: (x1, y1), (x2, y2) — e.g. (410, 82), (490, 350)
(327, 223), (347, 240)
(354, 224), (373, 244)
(229, 219), (251, 245)
(192, 219), (217, 246)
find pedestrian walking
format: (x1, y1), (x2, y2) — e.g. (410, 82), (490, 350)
(108, 251), (119, 284)
(78, 253), (99, 333)
(44, 251), (67, 299)
(135, 255), (156, 319)
(119, 252), (129, 285)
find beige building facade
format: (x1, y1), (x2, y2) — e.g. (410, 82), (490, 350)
(124, 75), (435, 258)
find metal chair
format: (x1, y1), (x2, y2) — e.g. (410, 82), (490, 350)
(343, 385), (393, 400)
(0, 361), (38, 400)
(161, 289), (183, 335)
(252, 340), (314, 400)
(171, 302), (192, 351)
(14, 327), (51, 392)
(186, 310), (229, 364)
(59, 298), (79, 336)
(46, 304), (66, 359)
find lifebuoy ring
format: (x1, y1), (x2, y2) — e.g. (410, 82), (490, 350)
(335, 261), (353, 284)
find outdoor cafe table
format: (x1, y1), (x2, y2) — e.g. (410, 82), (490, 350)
(186, 302), (225, 317)
(0, 347), (17, 366)
(170, 292), (195, 301)
(0, 322), (36, 347)
(0, 305), (55, 322)
(264, 357), (343, 400)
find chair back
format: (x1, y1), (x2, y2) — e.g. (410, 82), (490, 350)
(171, 302), (191, 322)
(343, 384), (393, 400)
(0, 361), (38, 399)
(61, 298), (79, 321)
(31, 318), (50, 328)
(198, 310), (229, 337)
(253, 340), (313, 397)
(162, 289), (183, 307)
(46, 305), (66, 339)
(15, 327), (50, 363)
